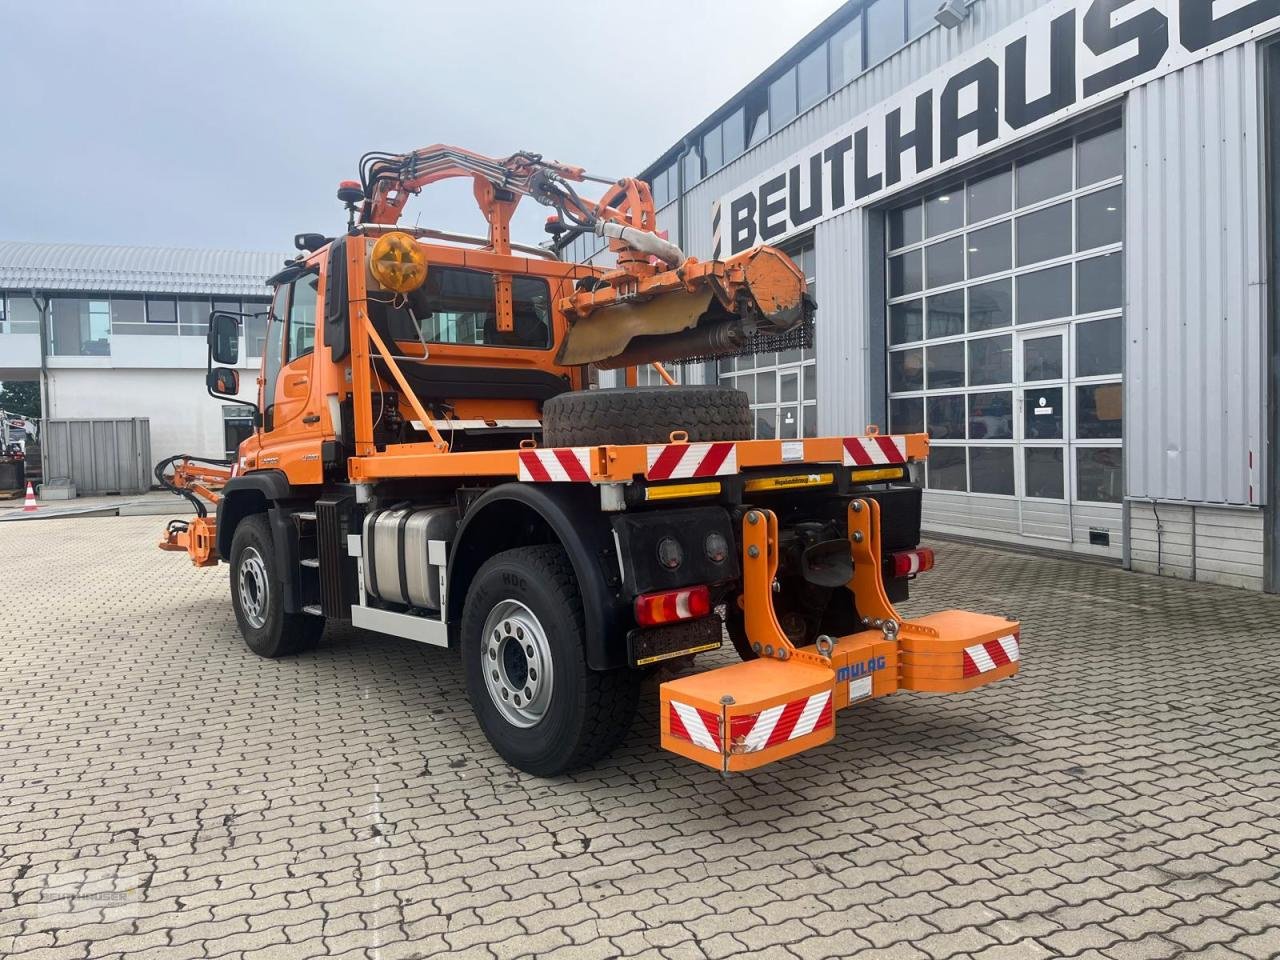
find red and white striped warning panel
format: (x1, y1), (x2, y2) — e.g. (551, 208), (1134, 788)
(646, 442), (738, 481)
(843, 436), (908, 467)
(668, 691), (833, 755)
(517, 448), (592, 482)
(962, 634), (1020, 677)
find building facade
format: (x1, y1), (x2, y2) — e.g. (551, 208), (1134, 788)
(0, 241), (282, 466)
(570, 0), (1280, 592)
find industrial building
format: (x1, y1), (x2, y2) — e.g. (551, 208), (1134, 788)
(0, 241), (281, 467)
(567, 0), (1280, 592)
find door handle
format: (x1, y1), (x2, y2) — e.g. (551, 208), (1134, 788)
(302, 414), (321, 424)
(286, 374), (309, 387)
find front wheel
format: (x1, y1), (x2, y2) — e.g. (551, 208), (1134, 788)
(461, 545), (639, 776)
(228, 515), (323, 658)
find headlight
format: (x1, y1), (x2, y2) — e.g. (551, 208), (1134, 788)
(656, 536), (684, 571)
(369, 232), (427, 293)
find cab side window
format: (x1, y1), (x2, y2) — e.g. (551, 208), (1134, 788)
(288, 273), (319, 360)
(262, 284), (290, 431)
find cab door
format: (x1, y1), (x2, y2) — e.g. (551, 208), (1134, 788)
(257, 270), (324, 484)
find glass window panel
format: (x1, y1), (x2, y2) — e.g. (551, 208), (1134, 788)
(889, 249), (922, 296)
(867, 0), (907, 66)
(769, 68), (798, 129)
(780, 345), (802, 365)
(755, 408), (777, 439)
(925, 189), (964, 238)
(111, 297), (145, 325)
(967, 168), (1012, 223)
(1077, 253), (1122, 313)
(1076, 383), (1123, 439)
(969, 391), (1013, 440)
(287, 274), (319, 360)
(177, 298), (210, 327)
(967, 221), (1011, 279)
(1017, 264), (1073, 324)
(1022, 335), (1063, 381)
(757, 371), (777, 404)
(146, 298), (177, 323)
(779, 406), (800, 439)
(925, 290), (964, 339)
(7, 295), (40, 333)
(722, 108), (745, 162)
(87, 300), (110, 349)
(803, 404), (817, 438)
(1076, 447), (1123, 503)
(926, 342), (965, 389)
(1023, 386), (1063, 439)
(890, 397), (924, 434)
(926, 393), (964, 443)
(780, 372), (799, 403)
(683, 148), (702, 187)
(719, 357), (736, 375)
(803, 363), (817, 401)
(890, 348), (924, 392)
(1077, 316), (1123, 378)
(739, 350), (755, 370)
(829, 18), (863, 88)
(968, 279), (1012, 332)
(1077, 126), (1124, 187)
(1025, 448), (1065, 499)
(1016, 144), (1073, 207)
(907, 0), (935, 38)
(890, 299), (923, 344)
(968, 334), (1012, 385)
(970, 447), (1015, 496)
(889, 204), (922, 249)
(1016, 201), (1073, 267)
(748, 106), (769, 148)
(926, 446), (967, 491)
(245, 312), (268, 359)
(738, 374), (756, 404)
(798, 45), (828, 112)
(925, 237), (964, 288)
(702, 125), (723, 173)
(1077, 185), (1123, 251)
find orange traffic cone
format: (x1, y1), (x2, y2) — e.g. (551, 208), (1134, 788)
(22, 482), (37, 512)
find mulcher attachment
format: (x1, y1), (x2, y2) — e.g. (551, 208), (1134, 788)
(660, 499), (1020, 773)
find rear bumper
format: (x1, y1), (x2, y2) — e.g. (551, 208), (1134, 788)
(659, 499), (1020, 773)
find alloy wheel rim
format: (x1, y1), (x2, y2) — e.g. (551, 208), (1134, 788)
(237, 547), (269, 629)
(480, 599), (554, 728)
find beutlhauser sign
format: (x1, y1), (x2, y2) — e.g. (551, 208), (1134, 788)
(715, 0), (1280, 256)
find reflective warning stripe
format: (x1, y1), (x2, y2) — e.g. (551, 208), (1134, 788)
(517, 448), (592, 482)
(962, 634), (1020, 677)
(646, 442), (738, 480)
(669, 701), (721, 752)
(729, 691), (833, 753)
(842, 436), (908, 466)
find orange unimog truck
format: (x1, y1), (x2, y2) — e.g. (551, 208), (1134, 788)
(159, 145), (1020, 776)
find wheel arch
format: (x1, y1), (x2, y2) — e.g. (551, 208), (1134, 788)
(448, 483), (625, 671)
(216, 470), (304, 613)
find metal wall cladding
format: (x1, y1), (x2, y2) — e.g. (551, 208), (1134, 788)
(679, 0), (1048, 259)
(814, 210), (868, 436)
(43, 418), (152, 495)
(1125, 44), (1266, 506)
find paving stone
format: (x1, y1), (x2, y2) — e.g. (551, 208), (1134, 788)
(5, 518), (1280, 959)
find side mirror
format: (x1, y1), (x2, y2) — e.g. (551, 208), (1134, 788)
(207, 367), (239, 397)
(208, 312), (241, 365)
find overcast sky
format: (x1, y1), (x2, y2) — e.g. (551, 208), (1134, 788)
(2, 0), (843, 254)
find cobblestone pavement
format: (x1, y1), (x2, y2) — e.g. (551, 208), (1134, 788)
(2, 515), (1279, 960)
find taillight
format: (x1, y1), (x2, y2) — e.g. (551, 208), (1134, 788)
(891, 548), (934, 577)
(635, 586), (712, 626)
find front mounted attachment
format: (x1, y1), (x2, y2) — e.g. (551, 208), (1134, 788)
(659, 500), (1021, 773)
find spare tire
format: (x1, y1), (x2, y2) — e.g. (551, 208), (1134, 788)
(542, 385), (752, 447)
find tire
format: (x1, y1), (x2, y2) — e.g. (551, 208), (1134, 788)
(228, 514), (323, 658)
(541, 385), (751, 447)
(461, 544), (640, 776)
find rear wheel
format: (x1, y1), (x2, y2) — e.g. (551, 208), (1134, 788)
(461, 544), (639, 775)
(228, 515), (323, 658)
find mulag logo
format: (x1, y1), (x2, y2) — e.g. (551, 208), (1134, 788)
(836, 655), (887, 684)
(718, 0), (1280, 255)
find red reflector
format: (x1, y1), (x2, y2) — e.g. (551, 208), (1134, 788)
(635, 586), (711, 626)
(891, 548), (934, 577)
